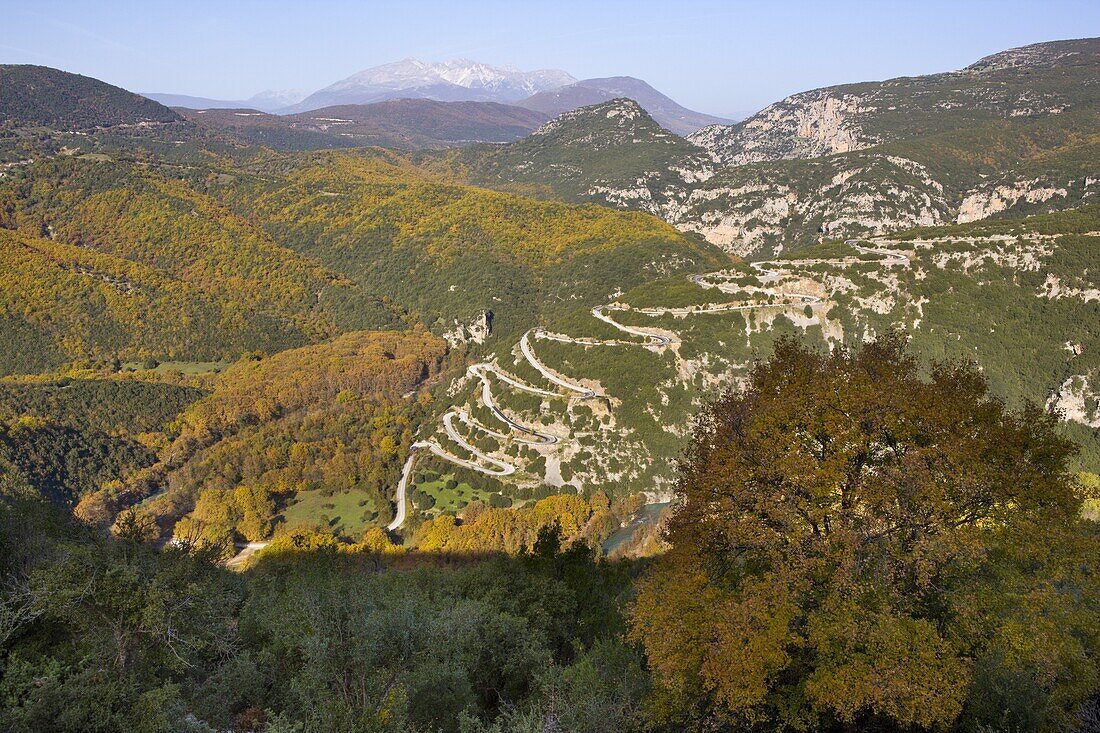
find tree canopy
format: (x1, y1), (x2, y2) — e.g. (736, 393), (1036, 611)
(631, 335), (1099, 732)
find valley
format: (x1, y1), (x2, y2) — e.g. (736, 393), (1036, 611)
(1, 19), (1098, 733)
(1, 41), (1097, 554)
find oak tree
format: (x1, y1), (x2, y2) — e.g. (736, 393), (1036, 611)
(631, 335), (1098, 731)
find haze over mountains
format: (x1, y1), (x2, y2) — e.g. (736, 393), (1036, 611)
(144, 89), (307, 113)
(145, 58), (732, 135)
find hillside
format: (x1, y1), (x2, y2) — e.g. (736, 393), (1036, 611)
(450, 39), (1100, 256)
(517, 76), (733, 135)
(222, 148), (728, 342)
(388, 204), (1100, 521)
(0, 378), (203, 507)
(0, 65), (180, 130)
(101, 328), (449, 537)
(671, 110), (1100, 255)
(0, 227), (321, 374)
(690, 37), (1100, 166)
(179, 99), (549, 151)
(0, 143), (725, 376)
(447, 98), (714, 200)
(0, 156), (398, 371)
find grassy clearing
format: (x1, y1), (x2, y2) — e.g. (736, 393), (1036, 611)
(280, 489), (382, 538)
(415, 472), (494, 514)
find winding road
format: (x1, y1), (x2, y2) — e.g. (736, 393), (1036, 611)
(386, 239), (911, 530)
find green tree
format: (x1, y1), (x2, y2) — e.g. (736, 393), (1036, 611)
(234, 485), (276, 542)
(631, 335), (1099, 732)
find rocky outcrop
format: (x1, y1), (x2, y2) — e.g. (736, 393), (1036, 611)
(957, 179), (1070, 223)
(443, 310), (493, 347)
(689, 91), (876, 167)
(689, 38), (1098, 168)
(1047, 374), (1100, 427)
(661, 154), (953, 257)
(966, 37), (1099, 72)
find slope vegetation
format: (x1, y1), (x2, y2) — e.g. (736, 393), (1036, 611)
(0, 64), (180, 130)
(179, 99), (549, 151)
(690, 37), (1100, 165)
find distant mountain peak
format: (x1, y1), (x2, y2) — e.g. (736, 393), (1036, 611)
(289, 59), (576, 112)
(517, 77), (733, 136)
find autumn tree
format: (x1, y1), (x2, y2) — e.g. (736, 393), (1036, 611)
(631, 335), (1099, 732)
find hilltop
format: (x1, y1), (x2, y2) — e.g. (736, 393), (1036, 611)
(0, 65), (180, 130)
(517, 76), (733, 135)
(690, 36), (1100, 166)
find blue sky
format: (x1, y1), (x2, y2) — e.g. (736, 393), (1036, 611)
(1, 0), (1097, 117)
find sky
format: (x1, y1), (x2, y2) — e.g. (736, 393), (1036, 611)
(1, 0), (1098, 118)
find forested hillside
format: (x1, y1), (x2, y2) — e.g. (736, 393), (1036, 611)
(2, 338), (1095, 732)
(448, 38), (1100, 256)
(0, 64), (180, 130)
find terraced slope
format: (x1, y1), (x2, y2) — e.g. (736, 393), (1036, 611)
(386, 206), (1100, 531)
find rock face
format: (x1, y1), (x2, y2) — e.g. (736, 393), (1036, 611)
(443, 310), (493, 347)
(689, 91), (875, 166)
(689, 37), (1099, 168)
(1047, 374), (1100, 428)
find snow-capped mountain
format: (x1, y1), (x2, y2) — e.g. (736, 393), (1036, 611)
(144, 88), (306, 113)
(285, 59), (575, 112)
(245, 89), (307, 110)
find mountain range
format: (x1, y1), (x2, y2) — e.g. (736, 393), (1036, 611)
(451, 38), (1100, 256)
(145, 58), (729, 135)
(144, 88), (307, 113)
(285, 58), (576, 111)
(178, 99), (550, 150)
(2, 29), (1099, 733)
(1, 37), (1097, 528)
